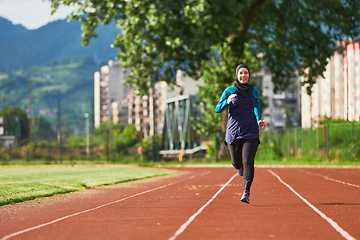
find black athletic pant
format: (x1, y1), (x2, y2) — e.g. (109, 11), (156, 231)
(227, 138), (259, 191)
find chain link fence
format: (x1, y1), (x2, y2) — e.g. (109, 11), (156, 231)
(259, 123), (360, 162)
(0, 126), (145, 164)
(2, 122), (360, 164)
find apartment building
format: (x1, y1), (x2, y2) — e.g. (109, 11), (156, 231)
(127, 70), (204, 138)
(253, 68), (301, 130)
(94, 60), (131, 128)
(301, 37), (360, 127)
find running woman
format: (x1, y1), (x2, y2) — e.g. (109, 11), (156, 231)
(215, 64), (267, 204)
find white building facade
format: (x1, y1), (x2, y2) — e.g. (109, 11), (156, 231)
(254, 68), (301, 130)
(94, 60), (131, 128)
(301, 37), (360, 127)
(127, 70), (204, 138)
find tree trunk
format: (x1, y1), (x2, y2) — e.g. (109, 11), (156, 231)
(217, 109), (230, 160)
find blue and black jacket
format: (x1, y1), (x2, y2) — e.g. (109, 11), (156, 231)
(216, 86), (261, 145)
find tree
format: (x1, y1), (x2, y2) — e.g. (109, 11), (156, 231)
(50, 0), (359, 89)
(113, 125), (141, 153)
(31, 115), (57, 142)
(50, 0), (360, 152)
(93, 121), (125, 137)
(0, 106), (29, 140)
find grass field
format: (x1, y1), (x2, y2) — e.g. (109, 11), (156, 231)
(0, 165), (176, 206)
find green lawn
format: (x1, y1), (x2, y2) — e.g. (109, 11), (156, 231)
(0, 165), (175, 206)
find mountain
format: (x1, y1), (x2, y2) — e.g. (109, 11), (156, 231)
(0, 17), (120, 71)
(0, 56), (108, 132)
(0, 17), (29, 42)
(0, 17), (123, 134)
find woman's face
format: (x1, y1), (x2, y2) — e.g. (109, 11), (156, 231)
(237, 68), (249, 84)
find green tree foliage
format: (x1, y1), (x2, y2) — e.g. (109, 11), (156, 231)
(49, 0), (360, 91)
(31, 115), (57, 142)
(138, 134), (162, 161)
(49, 0), (360, 136)
(113, 125), (141, 153)
(93, 121), (125, 137)
(0, 106), (28, 140)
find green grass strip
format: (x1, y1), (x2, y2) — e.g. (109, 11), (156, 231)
(0, 165), (175, 206)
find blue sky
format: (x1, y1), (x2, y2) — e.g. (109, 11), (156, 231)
(0, 0), (77, 29)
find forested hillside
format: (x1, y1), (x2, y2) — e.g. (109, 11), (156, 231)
(0, 17), (29, 42)
(0, 56), (107, 132)
(0, 16), (123, 133)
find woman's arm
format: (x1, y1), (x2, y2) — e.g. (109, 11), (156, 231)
(252, 88), (267, 129)
(252, 88), (261, 122)
(215, 87), (233, 113)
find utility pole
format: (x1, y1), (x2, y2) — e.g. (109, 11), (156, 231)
(2, 94), (7, 108)
(27, 78), (33, 141)
(150, 70), (159, 162)
(149, 86), (155, 162)
(85, 113), (89, 157)
(283, 113), (287, 131)
(57, 99), (62, 163)
(57, 98), (62, 144)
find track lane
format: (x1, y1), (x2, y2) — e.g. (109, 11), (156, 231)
(1, 166), (359, 240)
(1, 167), (230, 240)
(268, 167), (360, 239)
(0, 168), (205, 239)
(175, 168), (349, 240)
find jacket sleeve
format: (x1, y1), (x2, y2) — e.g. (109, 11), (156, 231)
(252, 88), (261, 122)
(215, 87), (231, 113)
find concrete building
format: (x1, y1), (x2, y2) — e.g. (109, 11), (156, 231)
(253, 68), (301, 130)
(94, 60), (131, 128)
(0, 117), (15, 147)
(127, 70), (204, 138)
(301, 37), (360, 127)
(127, 90), (153, 138)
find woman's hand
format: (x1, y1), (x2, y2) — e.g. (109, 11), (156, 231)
(227, 94), (237, 104)
(258, 120), (267, 129)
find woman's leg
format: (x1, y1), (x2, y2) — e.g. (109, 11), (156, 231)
(242, 138), (259, 191)
(227, 140), (243, 170)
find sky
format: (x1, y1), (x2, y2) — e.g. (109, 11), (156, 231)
(0, 0), (78, 30)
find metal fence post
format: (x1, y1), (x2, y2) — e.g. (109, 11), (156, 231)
(106, 131), (110, 162)
(309, 128), (311, 155)
(69, 146), (73, 164)
(316, 127), (319, 159)
(323, 125), (326, 160)
(214, 132), (219, 162)
(351, 123), (354, 161)
(48, 145), (51, 162)
(294, 128), (297, 158)
(326, 124), (329, 159)
(288, 129), (291, 157)
(301, 128), (304, 157)
(59, 141), (62, 164)
(280, 131), (284, 157)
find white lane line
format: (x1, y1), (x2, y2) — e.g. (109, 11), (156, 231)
(268, 170), (356, 240)
(168, 173), (237, 240)
(1, 171), (211, 240)
(298, 169), (360, 188)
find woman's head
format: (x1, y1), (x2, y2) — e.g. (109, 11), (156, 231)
(236, 64), (250, 84)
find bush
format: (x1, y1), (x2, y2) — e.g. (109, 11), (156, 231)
(138, 135), (162, 161)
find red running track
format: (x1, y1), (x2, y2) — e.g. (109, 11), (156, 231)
(1, 166), (359, 240)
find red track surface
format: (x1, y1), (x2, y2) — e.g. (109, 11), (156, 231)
(1, 166), (359, 240)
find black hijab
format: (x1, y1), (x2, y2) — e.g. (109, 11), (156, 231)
(234, 64), (253, 97)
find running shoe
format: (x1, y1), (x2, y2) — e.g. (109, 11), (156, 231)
(237, 168), (243, 176)
(240, 190), (250, 204)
